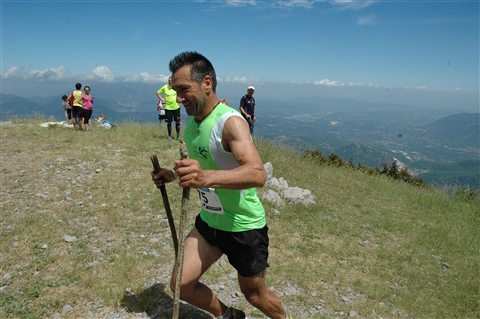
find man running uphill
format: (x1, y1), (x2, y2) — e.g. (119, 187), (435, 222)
(151, 51), (289, 319)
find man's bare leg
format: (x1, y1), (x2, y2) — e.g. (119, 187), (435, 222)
(238, 270), (287, 319)
(170, 227), (227, 317)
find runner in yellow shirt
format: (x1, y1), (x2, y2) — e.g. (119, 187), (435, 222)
(156, 77), (182, 140)
(68, 83), (84, 131)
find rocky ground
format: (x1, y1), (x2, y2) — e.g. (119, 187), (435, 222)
(49, 267), (370, 319)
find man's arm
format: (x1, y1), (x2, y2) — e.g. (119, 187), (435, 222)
(80, 93), (86, 105)
(175, 116), (265, 190)
(239, 96), (251, 119)
(156, 86), (165, 102)
(239, 105), (250, 119)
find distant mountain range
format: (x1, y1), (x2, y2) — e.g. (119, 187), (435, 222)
(255, 98), (479, 188)
(1, 92), (478, 189)
(422, 113), (479, 148)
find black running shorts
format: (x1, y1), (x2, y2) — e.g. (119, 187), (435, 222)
(195, 214), (270, 278)
(165, 109), (181, 123)
(72, 106), (83, 119)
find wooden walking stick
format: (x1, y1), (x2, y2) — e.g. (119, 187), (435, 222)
(172, 141), (190, 319)
(150, 154), (179, 256)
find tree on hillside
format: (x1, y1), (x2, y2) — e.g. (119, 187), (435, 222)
(302, 149), (427, 187)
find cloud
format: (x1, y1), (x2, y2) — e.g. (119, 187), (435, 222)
(124, 72), (169, 84)
(274, 0), (326, 9)
(2, 66), (25, 79)
(30, 66), (69, 81)
(314, 78), (363, 87)
(224, 0), (257, 7)
(219, 76), (250, 83)
(222, 0), (327, 9)
(84, 66), (118, 82)
(2, 66), (69, 81)
(347, 81), (363, 87)
(330, 0), (378, 10)
(313, 79), (464, 92)
(1, 65), (169, 84)
(314, 79), (345, 86)
(313, 79), (449, 91)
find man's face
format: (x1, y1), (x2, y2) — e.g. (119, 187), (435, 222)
(171, 65), (207, 117)
(247, 88), (255, 97)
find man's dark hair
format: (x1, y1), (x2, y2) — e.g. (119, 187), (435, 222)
(75, 83), (82, 90)
(169, 51), (217, 92)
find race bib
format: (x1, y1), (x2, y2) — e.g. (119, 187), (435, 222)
(197, 188), (224, 214)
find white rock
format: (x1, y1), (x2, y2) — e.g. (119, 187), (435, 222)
(0, 286), (11, 293)
(63, 235), (77, 243)
(262, 190), (284, 206)
(264, 162), (274, 180)
(62, 305), (74, 313)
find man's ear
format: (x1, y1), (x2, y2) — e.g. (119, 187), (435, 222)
(203, 75), (213, 94)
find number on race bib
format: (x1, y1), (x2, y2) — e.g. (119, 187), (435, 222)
(197, 188), (224, 214)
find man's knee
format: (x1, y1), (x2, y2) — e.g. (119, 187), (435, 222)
(242, 288), (263, 308)
(239, 271), (269, 308)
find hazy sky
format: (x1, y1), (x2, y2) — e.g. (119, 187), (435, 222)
(1, 0), (478, 109)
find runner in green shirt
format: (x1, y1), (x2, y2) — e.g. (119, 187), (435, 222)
(156, 77), (182, 140)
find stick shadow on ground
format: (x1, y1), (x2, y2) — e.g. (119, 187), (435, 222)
(120, 283), (212, 319)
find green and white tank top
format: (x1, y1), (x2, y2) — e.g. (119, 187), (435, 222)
(184, 103), (266, 232)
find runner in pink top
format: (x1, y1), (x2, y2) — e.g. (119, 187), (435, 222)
(82, 86), (94, 131)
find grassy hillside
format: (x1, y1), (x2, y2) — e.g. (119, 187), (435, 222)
(1, 118), (478, 319)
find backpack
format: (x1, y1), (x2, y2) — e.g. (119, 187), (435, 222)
(68, 92), (75, 107)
